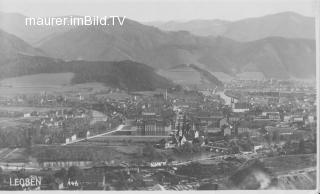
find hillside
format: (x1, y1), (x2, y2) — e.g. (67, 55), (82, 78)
(38, 19), (197, 66)
(38, 21), (316, 79)
(0, 55), (173, 91)
(149, 12), (315, 41)
(0, 29), (44, 64)
(159, 64), (223, 88)
(198, 37), (316, 79)
(0, 12), (316, 80)
(0, 12), (73, 45)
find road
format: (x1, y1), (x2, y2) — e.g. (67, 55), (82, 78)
(202, 145), (229, 150)
(0, 148), (19, 160)
(174, 154), (231, 166)
(175, 157), (215, 166)
(62, 124), (125, 146)
(174, 152), (259, 166)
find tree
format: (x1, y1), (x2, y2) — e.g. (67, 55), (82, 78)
(272, 130), (280, 144)
(264, 133), (272, 145)
(68, 166), (83, 181)
(181, 141), (193, 153)
(55, 168), (68, 181)
(222, 106), (232, 117)
(253, 106), (263, 116)
(0, 167), (3, 184)
(230, 141), (240, 154)
(142, 143), (157, 161)
(298, 139), (305, 154)
(159, 138), (166, 146)
(42, 173), (56, 190)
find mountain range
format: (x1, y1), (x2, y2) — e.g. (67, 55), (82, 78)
(147, 12), (315, 41)
(0, 12), (73, 45)
(36, 19), (316, 79)
(0, 29), (173, 91)
(0, 29), (44, 64)
(0, 11), (316, 91)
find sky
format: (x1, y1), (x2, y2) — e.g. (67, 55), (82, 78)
(0, 0), (317, 22)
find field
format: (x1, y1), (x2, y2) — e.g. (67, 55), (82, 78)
(158, 69), (203, 85)
(0, 117), (32, 127)
(95, 92), (130, 100)
(0, 148), (28, 163)
(87, 135), (170, 143)
(210, 72), (234, 82)
(235, 72), (265, 80)
(159, 67), (225, 89)
(0, 73), (74, 87)
(28, 144), (165, 164)
(0, 73), (109, 96)
(0, 106), (69, 113)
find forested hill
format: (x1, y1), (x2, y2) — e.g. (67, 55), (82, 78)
(0, 55), (173, 91)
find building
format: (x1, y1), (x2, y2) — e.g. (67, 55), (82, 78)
(232, 103), (249, 113)
(223, 126), (231, 136)
(137, 119), (171, 136)
(90, 110), (108, 124)
(196, 115), (224, 129)
(206, 125), (222, 136)
(262, 112), (281, 121)
(238, 127), (250, 135)
(218, 92), (239, 106)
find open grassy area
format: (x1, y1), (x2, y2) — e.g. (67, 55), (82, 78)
(95, 92), (130, 100)
(0, 118), (29, 127)
(0, 73), (74, 87)
(235, 72), (265, 80)
(0, 106), (69, 113)
(88, 135), (169, 143)
(29, 145), (139, 163)
(0, 73), (109, 96)
(158, 69), (203, 85)
(0, 148), (28, 163)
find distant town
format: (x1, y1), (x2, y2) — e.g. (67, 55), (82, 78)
(0, 78), (316, 190)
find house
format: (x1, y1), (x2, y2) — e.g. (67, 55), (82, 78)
(90, 110), (108, 124)
(206, 126), (221, 136)
(223, 126), (231, 136)
(54, 121), (63, 127)
(71, 134), (77, 141)
(238, 127), (250, 135)
(86, 131), (90, 137)
(254, 145), (263, 152)
(196, 115), (224, 129)
(308, 115), (315, 123)
(265, 126), (295, 137)
(293, 116), (304, 122)
(219, 92), (239, 106)
(24, 113), (31, 117)
(262, 112), (281, 121)
(219, 118), (228, 128)
(283, 115), (291, 122)
(232, 103), (249, 113)
(165, 142), (175, 149)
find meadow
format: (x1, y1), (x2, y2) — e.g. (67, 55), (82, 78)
(0, 73), (108, 96)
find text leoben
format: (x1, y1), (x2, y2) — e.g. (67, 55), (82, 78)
(9, 176), (42, 187)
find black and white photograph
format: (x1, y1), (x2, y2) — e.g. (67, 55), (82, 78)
(0, 0), (318, 191)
